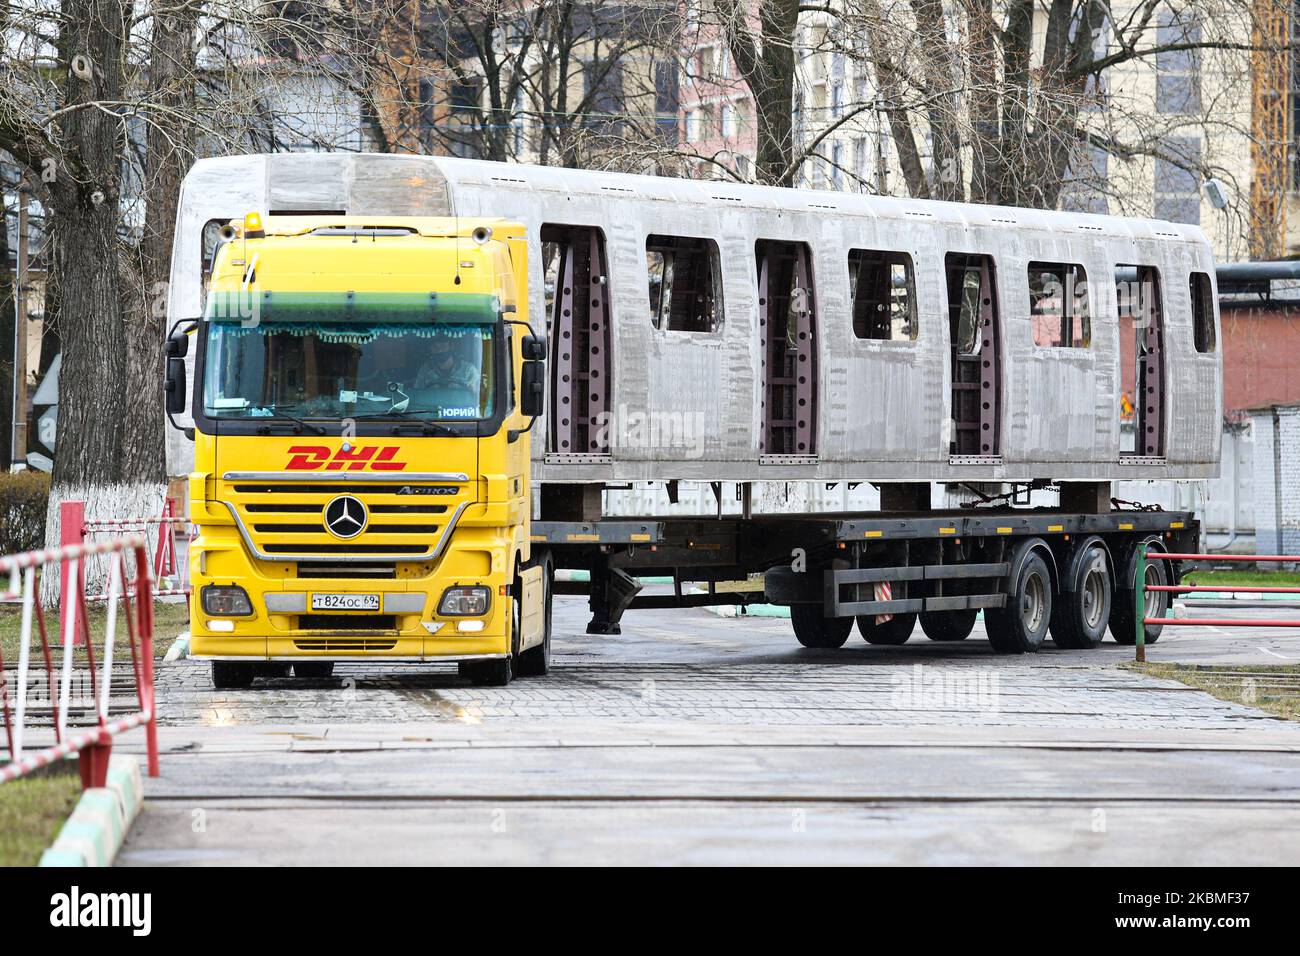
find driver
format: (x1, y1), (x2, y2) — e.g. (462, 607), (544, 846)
(416, 333), (481, 393)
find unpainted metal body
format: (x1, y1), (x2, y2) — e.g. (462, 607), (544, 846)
(165, 153), (1222, 485)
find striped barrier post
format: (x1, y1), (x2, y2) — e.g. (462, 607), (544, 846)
(0, 534), (159, 788)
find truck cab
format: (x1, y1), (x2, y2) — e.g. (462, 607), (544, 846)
(165, 214), (552, 688)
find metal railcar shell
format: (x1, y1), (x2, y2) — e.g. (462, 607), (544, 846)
(164, 153), (1221, 484)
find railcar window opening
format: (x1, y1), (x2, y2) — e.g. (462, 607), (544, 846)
(1028, 261), (1091, 348)
(848, 249), (917, 341)
(645, 234), (723, 333)
(541, 223), (613, 456)
(756, 239), (818, 457)
(944, 252), (1002, 457)
(1116, 263), (1166, 458)
(1189, 271), (1216, 353)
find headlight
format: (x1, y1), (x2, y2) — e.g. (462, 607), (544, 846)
(438, 586), (490, 616)
(202, 585), (254, 617)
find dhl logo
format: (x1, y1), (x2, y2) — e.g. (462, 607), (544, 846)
(285, 445), (408, 471)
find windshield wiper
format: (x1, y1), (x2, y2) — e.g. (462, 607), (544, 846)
(355, 409), (460, 436)
(257, 405), (326, 435)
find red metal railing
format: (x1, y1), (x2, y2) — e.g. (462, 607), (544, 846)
(61, 498), (189, 613)
(1135, 547), (1300, 662)
(0, 535), (159, 788)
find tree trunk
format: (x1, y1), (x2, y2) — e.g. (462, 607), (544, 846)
(0, 192), (14, 466)
(121, 3), (197, 483)
(723, 0), (800, 185)
(50, 0), (130, 487)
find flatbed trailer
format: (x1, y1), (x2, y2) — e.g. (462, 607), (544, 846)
(534, 507), (1199, 653)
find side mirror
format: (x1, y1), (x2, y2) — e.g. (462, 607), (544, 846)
(165, 357), (187, 415)
(520, 359), (544, 418)
(164, 324), (190, 358)
(522, 333), (547, 361)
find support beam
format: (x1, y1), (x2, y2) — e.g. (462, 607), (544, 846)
(1059, 481), (1112, 514)
(540, 483), (603, 522)
(880, 482), (931, 512)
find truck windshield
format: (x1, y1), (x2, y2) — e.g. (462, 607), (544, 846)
(201, 291), (499, 422)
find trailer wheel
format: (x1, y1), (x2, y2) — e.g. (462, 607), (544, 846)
(212, 661), (254, 689)
(986, 553), (1052, 653)
(1050, 542), (1111, 649)
(920, 610), (976, 642)
(790, 605), (853, 648)
(1110, 539), (1169, 645)
(517, 554), (554, 678)
(858, 612), (916, 645)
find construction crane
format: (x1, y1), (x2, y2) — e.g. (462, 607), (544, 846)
(1249, 0), (1289, 259)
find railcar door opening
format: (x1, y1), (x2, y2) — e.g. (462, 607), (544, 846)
(542, 224), (612, 458)
(944, 253), (1002, 458)
(756, 239), (818, 460)
(1116, 264), (1165, 458)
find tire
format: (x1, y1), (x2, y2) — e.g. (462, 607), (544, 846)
(462, 656), (513, 686)
(790, 605), (853, 648)
(920, 610), (976, 642)
(1110, 542), (1170, 645)
(293, 662), (335, 679)
(986, 553), (1053, 654)
(517, 556), (553, 678)
(858, 611), (917, 645)
(212, 661), (254, 689)
(1050, 543), (1112, 649)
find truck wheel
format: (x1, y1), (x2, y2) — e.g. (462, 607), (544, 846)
(212, 661), (254, 689)
(858, 612), (916, 645)
(1110, 541), (1169, 645)
(293, 662), (335, 679)
(517, 555), (553, 678)
(461, 657), (513, 686)
(790, 605), (853, 648)
(986, 553), (1052, 654)
(920, 610), (975, 642)
(1050, 543), (1111, 649)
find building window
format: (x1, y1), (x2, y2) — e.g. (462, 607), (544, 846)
(646, 235), (723, 333)
(1189, 271), (1216, 352)
(654, 60), (679, 144)
(848, 249), (917, 341)
(1156, 10), (1201, 113)
(449, 79), (480, 114)
(1028, 262), (1091, 348)
(1154, 136), (1202, 224)
(721, 104), (734, 138)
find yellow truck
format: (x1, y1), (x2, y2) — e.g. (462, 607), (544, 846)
(165, 214), (552, 688)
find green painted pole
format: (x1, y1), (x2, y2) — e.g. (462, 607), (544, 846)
(1135, 543), (1147, 663)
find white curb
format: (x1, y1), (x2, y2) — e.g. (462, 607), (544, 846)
(164, 631), (191, 662)
(39, 754), (144, 867)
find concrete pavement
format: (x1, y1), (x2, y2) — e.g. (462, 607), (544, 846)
(113, 597), (1300, 865)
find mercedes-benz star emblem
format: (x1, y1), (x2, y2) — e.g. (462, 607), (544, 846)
(323, 495), (367, 539)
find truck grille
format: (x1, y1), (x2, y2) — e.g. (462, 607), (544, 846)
(222, 478), (472, 561)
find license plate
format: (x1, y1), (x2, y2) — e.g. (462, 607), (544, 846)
(311, 592), (380, 612)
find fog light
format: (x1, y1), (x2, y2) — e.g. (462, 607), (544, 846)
(207, 619), (235, 632)
(438, 586), (490, 616)
(202, 585), (253, 616)
(457, 620), (485, 632)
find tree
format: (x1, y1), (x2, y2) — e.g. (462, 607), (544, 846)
(695, 0), (1276, 225)
(334, 1), (679, 170)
